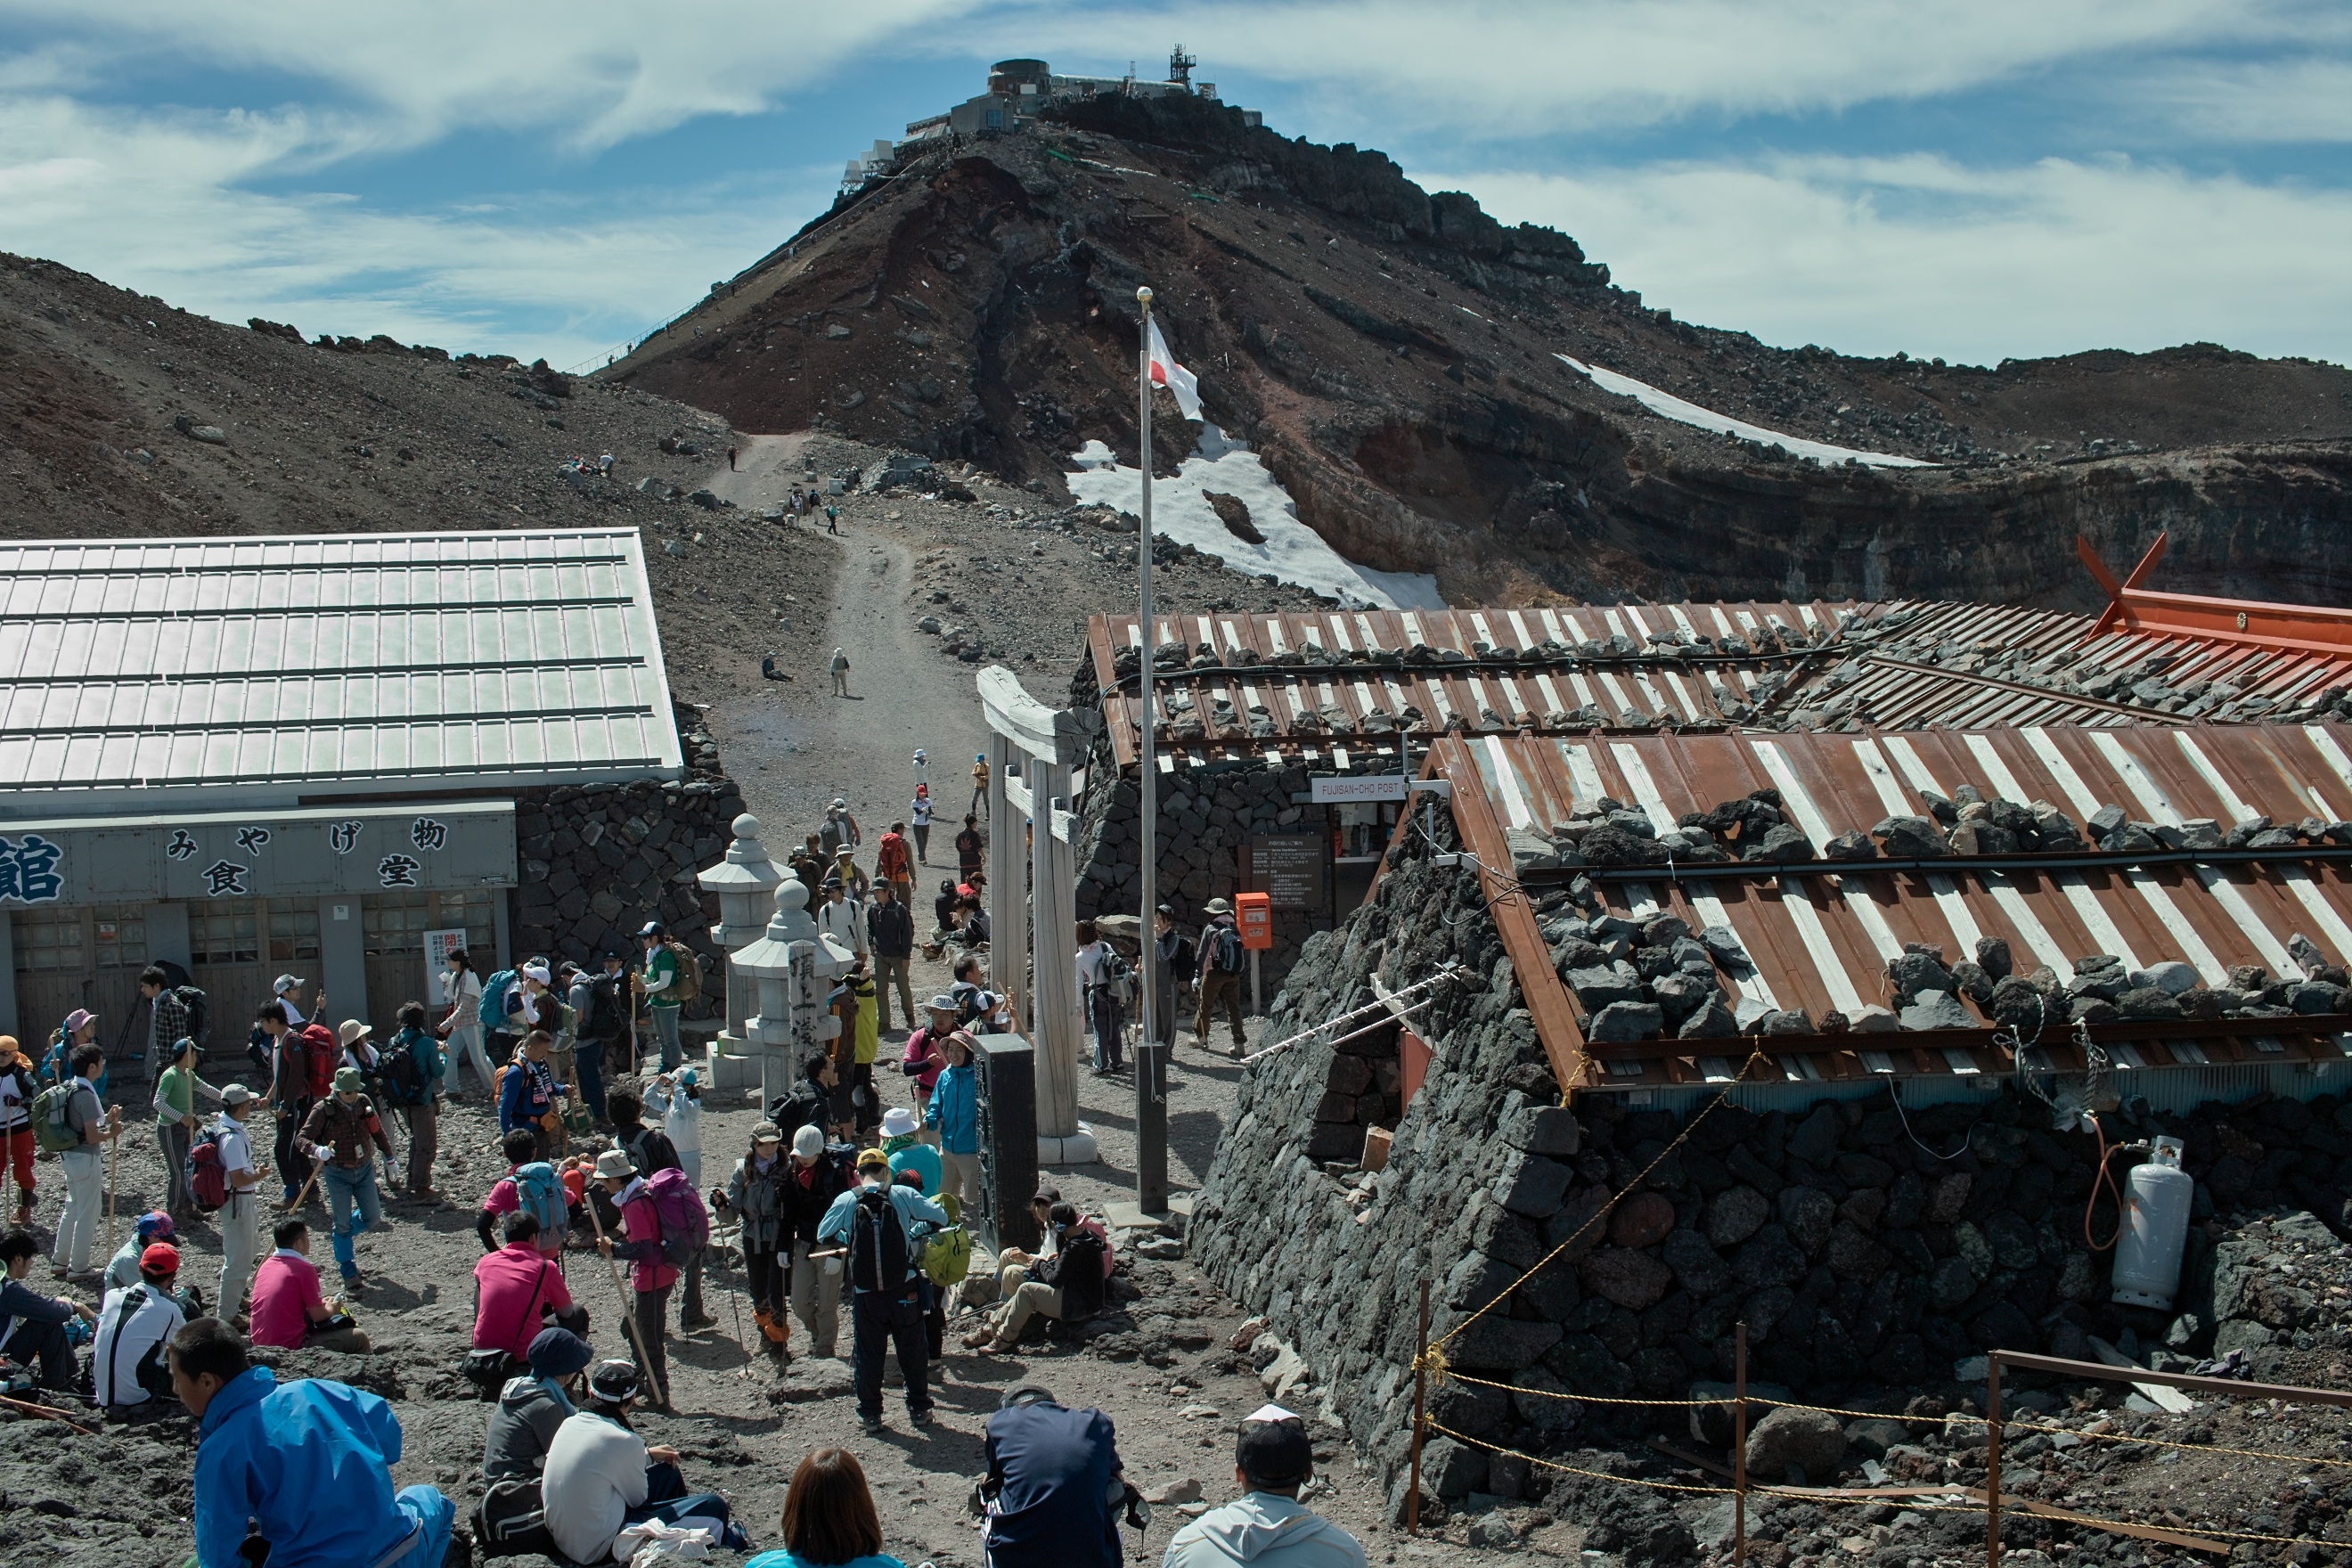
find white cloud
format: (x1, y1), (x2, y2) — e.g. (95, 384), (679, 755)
(2127, 58), (2352, 143)
(1444, 152), (2352, 365)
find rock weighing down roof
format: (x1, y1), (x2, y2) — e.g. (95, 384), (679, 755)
(1426, 723), (2352, 1090)
(0, 528), (682, 812)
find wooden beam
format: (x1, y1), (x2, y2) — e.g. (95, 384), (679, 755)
(978, 664), (1101, 766)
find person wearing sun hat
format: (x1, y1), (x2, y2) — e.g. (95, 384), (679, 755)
(93, 1239), (189, 1409)
(1161, 1403), (1368, 1568)
(878, 1105), (941, 1204)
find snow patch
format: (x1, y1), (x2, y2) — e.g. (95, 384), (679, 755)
(1556, 354), (1935, 469)
(1067, 425), (1442, 610)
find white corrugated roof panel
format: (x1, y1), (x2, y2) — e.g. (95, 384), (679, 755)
(0, 527), (683, 813)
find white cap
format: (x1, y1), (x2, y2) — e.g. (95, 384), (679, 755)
(793, 1124), (824, 1160)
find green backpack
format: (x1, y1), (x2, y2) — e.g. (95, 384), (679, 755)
(30, 1082), (81, 1153)
(919, 1224), (972, 1287)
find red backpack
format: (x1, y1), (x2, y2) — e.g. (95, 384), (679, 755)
(185, 1127), (230, 1212)
(299, 1023), (337, 1099)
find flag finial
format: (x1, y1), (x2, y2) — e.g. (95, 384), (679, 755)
(1137, 286), (1153, 305)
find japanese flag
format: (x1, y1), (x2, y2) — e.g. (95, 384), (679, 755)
(1147, 316), (1202, 421)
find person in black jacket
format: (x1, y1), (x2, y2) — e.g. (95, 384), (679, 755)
(868, 883), (916, 1032)
(777, 1124), (847, 1357)
(967, 1204), (1105, 1353)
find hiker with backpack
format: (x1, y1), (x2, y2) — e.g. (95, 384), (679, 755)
(94, 1240), (189, 1409)
(829, 960), (881, 1138)
(201, 1082), (267, 1323)
(817, 1146), (950, 1432)
(974, 1384), (1131, 1568)
(871, 879), (917, 1032)
(951, 955), (1010, 1033)
(605, 1090), (709, 1333)
(901, 997), (960, 1139)
(439, 948), (493, 1098)
(715, 1120), (792, 1360)
(635, 921), (690, 1074)
(473, 1209), (584, 1365)
(1074, 919), (1129, 1076)
(0, 1037), (36, 1225)
(574, 953), (631, 1127)
(254, 1004), (330, 1207)
(338, 1019), (401, 1187)
(37, 1041), (118, 1278)
(267, 972), (323, 1032)
(383, 1001), (445, 1200)
(298, 1066), (395, 1287)
(591, 1145), (709, 1409)
(0, 1226), (94, 1386)
(499, 1028), (573, 1159)
(154, 1034), (225, 1222)
(479, 1126), (572, 1257)
(965, 1202), (1107, 1354)
(779, 1123), (847, 1356)
(1194, 897), (1252, 1057)
(173, 1315), (457, 1568)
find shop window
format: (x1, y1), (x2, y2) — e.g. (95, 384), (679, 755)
(92, 906), (146, 968)
(191, 902), (260, 965)
(268, 904), (320, 964)
(11, 908), (83, 973)
(363, 889), (494, 960)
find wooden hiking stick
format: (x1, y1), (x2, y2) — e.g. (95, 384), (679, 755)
(102, 1118), (121, 1257)
(583, 1186), (668, 1408)
(0, 1392), (96, 1435)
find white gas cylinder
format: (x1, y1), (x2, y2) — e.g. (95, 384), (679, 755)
(2110, 1136), (2194, 1309)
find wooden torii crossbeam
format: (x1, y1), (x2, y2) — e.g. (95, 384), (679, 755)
(2078, 532), (2352, 655)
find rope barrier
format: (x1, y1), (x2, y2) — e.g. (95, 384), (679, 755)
(1442, 1370), (1717, 1408)
(1425, 1421), (1735, 1497)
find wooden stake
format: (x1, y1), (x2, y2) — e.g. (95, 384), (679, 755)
(1986, 1352), (2004, 1568)
(1735, 1320), (1749, 1568)
(0, 1392), (97, 1435)
(1408, 1278), (1430, 1538)
(583, 1181), (667, 1409)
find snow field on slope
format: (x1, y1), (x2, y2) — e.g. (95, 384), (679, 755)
(1067, 424), (1443, 610)
(1556, 354), (1935, 469)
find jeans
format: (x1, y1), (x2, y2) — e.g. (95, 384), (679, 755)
(623, 1462), (745, 1549)
(443, 1023), (492, 1097)
(1087, 985), (1124, 1072)
(851, 1289), (931, 1421)
(52, 1146), (102, 1270)
(404, 1099), (437, 1193)
(320, 1162), (382, 1278)
(159, 1122), (192, 1216)
(875, 956), (914, 1031)
(649, 1006), (682, 1073)
(633, 1280), (673, 1402)
(218, 1189), (261, 1316)
(789, 1239), (841, 1354)
(574, 1037), (608, 1121)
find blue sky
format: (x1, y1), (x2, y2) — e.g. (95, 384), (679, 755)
(2, 1), (2347, 372)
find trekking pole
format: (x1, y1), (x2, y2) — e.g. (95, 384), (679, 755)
(102, 1119), (122, 1257)
(583, 1185), (667, 1408)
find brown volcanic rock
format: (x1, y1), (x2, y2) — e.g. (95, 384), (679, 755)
(612, 93), (2352, 608)
(1202, 489), (1262, 543)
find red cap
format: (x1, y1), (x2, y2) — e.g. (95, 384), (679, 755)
(140, 1242), (181, 1276)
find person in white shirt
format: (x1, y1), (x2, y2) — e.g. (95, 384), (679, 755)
(271, 974), (318, 1031)
(94, 1243), (189, 1408)
(641, 1069), (705, 1188)
(439, 950), (491, 1098)
(541, 1360), (743, 1563)
(1074, 920), (1125, 1076)
(213, 1084), (267, 1319)
(816, 878), (868, 960)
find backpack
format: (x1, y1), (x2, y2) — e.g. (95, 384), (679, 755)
(1210, 921), (1248, 974)
(174, 985), (211, 1048)
(1101, 951), (1138, 1005)
(585, 976), (625, 1040)
(298, 1024), (337, 1099)
(643, 1166), (708, 1266)
(478, 969), (521, 1030)
(661, 941), (702, 1006)
(471, 1477), (559, 1560)
(382, 1037), (424, 1105)
(512, 1162), (568, 1237)
(849, 1186), (909, 1295)
(185, 1126), (230, 1213)
(766, 1087), (828, 1139)
(920, 1223), (972, 1287)
(30, 1082), (81, 1153)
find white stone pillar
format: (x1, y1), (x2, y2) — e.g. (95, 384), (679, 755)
(988, 731), (1026, 1033)
(730, 879), (846, 1110)
(696, 814), (782, 1092)
(1032, 754), (1087, 1154)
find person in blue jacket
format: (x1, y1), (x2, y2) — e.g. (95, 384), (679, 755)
(817, 1149), (950, 1433)
(169, 1314), (453, 1568)
(921, 1030), (978, 1216)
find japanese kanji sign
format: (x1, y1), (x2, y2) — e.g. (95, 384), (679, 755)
(0, 835), (64, 903)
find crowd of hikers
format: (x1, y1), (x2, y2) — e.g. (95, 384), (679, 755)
(0, 784), (1327, 1567)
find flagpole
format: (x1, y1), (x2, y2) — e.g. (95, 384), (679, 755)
(1134, 286), (1168, 1217)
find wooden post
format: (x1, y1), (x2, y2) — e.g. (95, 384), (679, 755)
(1734, 1320), (1749, 1568)
(1408, 1278), (1431, 1537)
(584, 1180), (666, 1409)
(1986, 1352), (2003, 1568)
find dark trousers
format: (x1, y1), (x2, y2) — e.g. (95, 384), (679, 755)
(275, 1097), (314, 1198)
(633, 1281), (673, 1401)
(1087, 985), (1124, 1071)
(624, 1461), (742, 1547)
(575, 1039), (608, 1122)
(911, 825), (930, 862)
(852, 1063), (878, 1135)
(405, 1098), (437, 1192)
(746, 1248), (785, 1319)
(159, 1122), (192, 1216)
(3, 1316), (74, 1389)
(851, 1289), (931, 1420)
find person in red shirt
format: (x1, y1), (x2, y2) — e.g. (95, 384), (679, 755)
(877, 822), (912, 898)
(247, 1218), (364, 1350)
(591, 1147), (677, 1409)
(471, 1211), (582, 1365)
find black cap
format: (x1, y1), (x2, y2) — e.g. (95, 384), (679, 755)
(1236, 1406), (1312, 1489)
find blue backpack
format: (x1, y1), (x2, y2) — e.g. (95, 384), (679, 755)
(512, 1162), (567, 1237)
(477, 969), (522, 1030)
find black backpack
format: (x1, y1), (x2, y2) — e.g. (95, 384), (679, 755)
(381, 1040), (424, 1105)
(585, 976), (625, 1040)
(849, 1187), (908, 1295)
(471, 1477), (559, 1559)
(1210, 923), (1247, 974)
(174, 984), (210, 1048)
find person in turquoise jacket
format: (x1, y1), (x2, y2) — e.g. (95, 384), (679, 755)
(169, 1315), (453, 1568)
(921, 1034), (979, 1216)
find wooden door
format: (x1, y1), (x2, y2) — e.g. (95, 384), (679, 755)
(9, 904), (149, 1059)
(363, 890), (497, 1035)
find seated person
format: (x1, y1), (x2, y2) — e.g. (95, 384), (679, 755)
(478, 1127), (568, 1257)
(746, 1446), (906, 1568)
(976, 1384), (1126, 1568)
(248, 1218), (366, 1351)
(485, 1325), (592, 1482)
(94, 1241), (189, 1409)
(104, 1210), (176, 1292)
(472, 1211), (583, 1367)
(171, 1315), (454, 1568)
(964, 1204), (1106, 1354)
(1164, 1403), (1369, 1568)
(0, 1227), (95, 1388)
(543, 1359), (748, 1563)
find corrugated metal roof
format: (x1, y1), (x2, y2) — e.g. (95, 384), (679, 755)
(1423, 725), (2352, 1093)
(0, 529), (682, 813)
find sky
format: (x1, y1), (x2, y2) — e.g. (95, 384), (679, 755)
(2, 2), (2347, 372)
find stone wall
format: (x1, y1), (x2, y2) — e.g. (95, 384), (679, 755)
(1189, 837), (2352, 1517)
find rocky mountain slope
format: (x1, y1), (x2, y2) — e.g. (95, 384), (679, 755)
(611, 92), (2352, 610)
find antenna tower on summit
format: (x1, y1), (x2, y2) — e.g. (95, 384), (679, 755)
(1168, 45), (1196, 86)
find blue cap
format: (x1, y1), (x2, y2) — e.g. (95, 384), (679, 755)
(527, 1327), (592, 1378)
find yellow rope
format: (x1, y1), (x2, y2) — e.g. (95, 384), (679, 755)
(1412, 1343), (1450, 1389)
(1758, 1401), (2352, 1473)
(1431, 1049), (1772, 1356)
(1443, 1369), (1716, 1407)
(1423, 1421), (1734, 1497)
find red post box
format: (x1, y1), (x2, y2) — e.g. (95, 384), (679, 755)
(1235, 891), (1274, 951)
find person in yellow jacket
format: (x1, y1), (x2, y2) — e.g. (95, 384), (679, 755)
(828, 960), (881, 1140)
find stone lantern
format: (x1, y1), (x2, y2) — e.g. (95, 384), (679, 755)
(697, 813), (783, 1092)
(730, 878), (853, 1107)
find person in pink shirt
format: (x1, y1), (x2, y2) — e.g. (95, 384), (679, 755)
(472, 1211), (583, 1366)
(591, 1147), (678, 1409)
(247, 1219), (363, 1350)
(478, 1127), (568, 1259)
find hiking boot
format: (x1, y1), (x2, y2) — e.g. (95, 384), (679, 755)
(909, 1408), (935, 1428)
(860, 1413), (885, 1433)
(682, 1310), (718, 1330)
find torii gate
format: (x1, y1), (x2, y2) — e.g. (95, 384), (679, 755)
(976, 665), (1103, 1163)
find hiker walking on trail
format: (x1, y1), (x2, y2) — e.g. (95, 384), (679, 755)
(387, 1001), (444, 1199)
(870, 881), (916, 1031)
(0, 1037), (36, 1225)
(257, 1004), (330, 1206)
(591, 1148), (684, 1409)
(830, 646), (851, 696)
(156, 1033), (225, 1221)
(715, 1120), (791, 1360)
(910, 784), (934, 863)
(818, 877), (870, 960)
(924, 1027), (979, 1212)
(498, 1028), (570, 1158)
(878, 820), (914, 902)
(1075, 920), (1126, 1075)
(173, 1316), (456, 1568)
(820, 796), (863, 857)
(139, 965), (189, 1087)
(778, 1123), (845, 1355)
(824, 502), (840, 535)
(970, 752), (991, 818)
(728, 444), (738, 471)
(45, 1041), (118, 1278)
(636, 921), (685, 1074)
(440, 947), (492, 1098)
(1195, 897), (1251, 1058)
(955, 813), (984, 881)
(209, 1083), (266, 1321)
(819, 1147), (949, 1433)
(299, 1066), (394, 1287)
